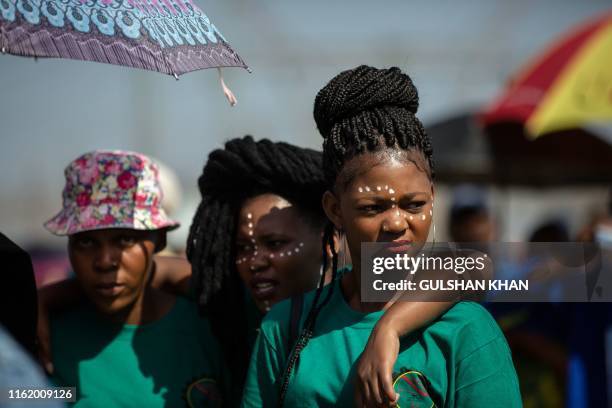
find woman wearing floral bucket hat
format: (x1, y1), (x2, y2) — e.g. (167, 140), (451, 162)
(44, 150), (180, 235)
(43, 150), (227, 408)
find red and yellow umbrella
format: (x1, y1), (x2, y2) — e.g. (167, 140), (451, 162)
(479, 12), (612, 185)
(482, 12), (612, 137)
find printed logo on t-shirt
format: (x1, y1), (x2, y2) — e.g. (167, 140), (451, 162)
(392, 368), (437, 408)
(182, 377), (223, 408)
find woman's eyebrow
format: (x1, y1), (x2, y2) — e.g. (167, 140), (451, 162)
(257, 232), (290, 240)
(357, 191), (429, 198)
(398, 191), (430, 198)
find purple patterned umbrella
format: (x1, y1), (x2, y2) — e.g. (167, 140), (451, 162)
(0, 0), (248, 78)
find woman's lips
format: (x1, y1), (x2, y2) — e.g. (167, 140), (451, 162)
(250, 277), (279, 300)
(94, 282), (125, 297)
(385, 240), (413, 253)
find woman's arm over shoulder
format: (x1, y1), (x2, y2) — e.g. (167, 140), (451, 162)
(151, 255), (191, 297)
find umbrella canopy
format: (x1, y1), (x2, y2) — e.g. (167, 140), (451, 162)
(0, 0), (248, 77)
(478, 12), (612, 186)
(428, 112), (612, 186)
(481, 12), (612, 138)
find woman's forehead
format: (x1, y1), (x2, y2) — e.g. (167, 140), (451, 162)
(338, 149), (431, 189)
(240, 194), (293, 223)
(347, 160), (432, 194)
(238, 194), (306, 234)
(70, 228), (142, 239)
(236, 205), (309, 239)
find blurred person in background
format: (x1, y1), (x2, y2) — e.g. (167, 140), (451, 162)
(448, 185), (497, 244)
(0, 232), (63, 408)
(498, 220), (571, 408)
(1, 232), (38, 358)
(447, 186), (571, 407)
(0, 325), (64, 408)
(568, 188), (612, 408)
(577, 187), (612, 247)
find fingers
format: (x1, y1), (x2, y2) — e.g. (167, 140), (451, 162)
(37, 336), (54, 375)
(359, 380), (372, 408)
(369, 374), (383, 407)
(36, 306), (53, 375)
(356, 368), (386, 408)
(379, 369), (398, 407)
(354, 368), (367, 408)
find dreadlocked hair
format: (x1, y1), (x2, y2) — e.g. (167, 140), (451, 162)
(186, 135), (326, 388)
(278, 65), (434, 407)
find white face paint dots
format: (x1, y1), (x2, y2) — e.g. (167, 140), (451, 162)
(356, 185), (433, 224)
(275, 242), (305, 259)
(236, 212), (259, 266)
(236, 225), (306, 267)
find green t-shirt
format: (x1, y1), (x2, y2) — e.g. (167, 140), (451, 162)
(242, 280), (522, 407)
(51, 296), (227, 408)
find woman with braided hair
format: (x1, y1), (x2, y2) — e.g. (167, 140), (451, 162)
(185, 136), (329, 398)
(241, 67), (522, 407)
(186, 136), (463, 406)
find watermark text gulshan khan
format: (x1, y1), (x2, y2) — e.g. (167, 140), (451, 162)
(370, 253), (528, 292)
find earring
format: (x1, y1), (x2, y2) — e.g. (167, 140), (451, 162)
(382, 223), (389, 232)
(431, 201), (436, 245)
(432, 222), (436, 244)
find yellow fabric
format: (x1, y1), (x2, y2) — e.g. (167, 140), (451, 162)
(527, 22), (612, 137)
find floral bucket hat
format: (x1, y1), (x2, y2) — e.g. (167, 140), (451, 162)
(45, 150), (180, 236)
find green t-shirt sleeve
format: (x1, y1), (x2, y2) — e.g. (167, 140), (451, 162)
(454, 335), (522, 407)
(241, 301), (290, 408)
(453, 303), (522, 407)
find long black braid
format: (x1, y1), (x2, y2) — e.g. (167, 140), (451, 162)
(278, 222), (338, 404)
(186, 136), (327, 390)
(277, 65), (435, 406)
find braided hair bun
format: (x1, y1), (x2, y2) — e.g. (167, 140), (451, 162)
(313, 65), (433, 186)
(314, 65), (419, 138)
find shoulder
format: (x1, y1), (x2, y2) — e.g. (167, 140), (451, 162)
(259, 285), (326, 352)
(50, 301), (95, 328)
(260, 284), (327, 333)
(259, 297), (292, 347)
(171, 294), (198, 315)
(441, 301), (499, 330)
(170, 296), (214, 333)
(431, 301), (507, 359)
